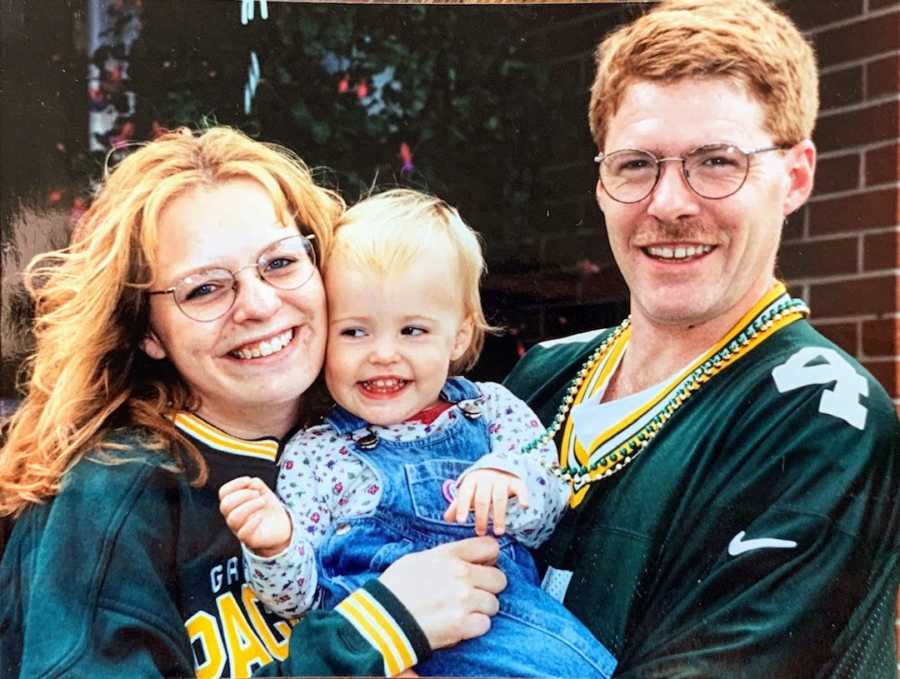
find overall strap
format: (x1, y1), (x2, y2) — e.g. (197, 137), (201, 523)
(440, 376), (482, 403)
(325, 405), (370, 436)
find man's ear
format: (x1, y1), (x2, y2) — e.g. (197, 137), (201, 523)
(782, 139), (816, 217)
(140, 330), (167, 360)
(451, 316), (475, 362)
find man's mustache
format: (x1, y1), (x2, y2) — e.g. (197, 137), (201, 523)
(628, 218), (719, 245)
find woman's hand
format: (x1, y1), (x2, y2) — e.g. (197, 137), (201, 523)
(218, 476), (292, 557)
(378, 536), (506, 650)
(444, 469), (529, 536)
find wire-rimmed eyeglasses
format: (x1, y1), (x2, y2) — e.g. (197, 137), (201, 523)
(594, 144), (787, 204)
(148, 234), (317, 322)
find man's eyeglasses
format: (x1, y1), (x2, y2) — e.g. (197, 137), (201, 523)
(148, 234), (317, 322)
(594, 144), (786, 204)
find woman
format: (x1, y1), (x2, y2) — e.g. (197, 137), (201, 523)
(0, 127), (505, 678)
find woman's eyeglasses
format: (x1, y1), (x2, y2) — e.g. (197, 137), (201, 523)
(148, 234), (317, 322)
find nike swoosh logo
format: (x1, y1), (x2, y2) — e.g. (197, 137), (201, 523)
(728, 531), (798, 556)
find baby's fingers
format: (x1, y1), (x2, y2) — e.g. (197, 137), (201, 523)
(219, 487), (263, 518)
(454, 478), (476, 524)
(491, 483), (509, 536)
(235, 508), (266, 544)
(510, 479), (529, 508)
(222, 494), (268, 533)
(473, 481), (493, 536)
(443, 499), (458, 523)
(219, 475), (255, 500)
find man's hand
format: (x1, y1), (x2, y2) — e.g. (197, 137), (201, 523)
(219, 476), (291, 557)
(443, 468), (529, 536)
(378, 536), (506, 650)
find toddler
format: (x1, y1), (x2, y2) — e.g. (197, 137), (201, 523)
(219, 189), (615, 678)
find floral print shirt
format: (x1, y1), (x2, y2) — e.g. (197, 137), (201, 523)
(243, 381), (569, 618)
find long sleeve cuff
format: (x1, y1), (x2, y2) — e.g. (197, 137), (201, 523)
(334, 579), (432, 676)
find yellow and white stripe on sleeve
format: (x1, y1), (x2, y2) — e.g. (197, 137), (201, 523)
(335, 588), (418, 676)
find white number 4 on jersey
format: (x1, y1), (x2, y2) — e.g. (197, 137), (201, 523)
(771, 347), (869, 430)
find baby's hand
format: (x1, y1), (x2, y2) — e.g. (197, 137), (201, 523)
(219, 476), (292, 557)
(443, 469), (529, 537)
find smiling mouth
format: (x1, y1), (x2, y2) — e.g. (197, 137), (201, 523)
(643, 244), (714, 261)
(359, 378), (409, 395)
(229, 329), (294, 360)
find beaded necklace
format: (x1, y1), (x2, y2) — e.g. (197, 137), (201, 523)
(522, 285), (809, 505)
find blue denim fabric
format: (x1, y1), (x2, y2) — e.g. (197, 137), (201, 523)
(317, 377), (616, 678)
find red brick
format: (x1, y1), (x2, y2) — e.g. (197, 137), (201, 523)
(543, 230), (614, 269)
(778, 237), (858, 278)
(866, 54), (900, 99)
(486, 271), (578, 304)
(861, 359), (899, 395)
(809, 274), (898, 316)
(786, 283), (806, 301)
(815, 101), (899, 152)
(820, 66), (863, 110)
(811, 320), (859, 354)
(865, 143), (900, 186)
(579, 266), (629, 302)
(814, 153), (860, 194)
(780, 0), (863, 31)
(863, 230), (899, 271)
(862, 318), (900, 356)
(809, 188), (899, 236)
(813, 12), (900, 69)
(783, 206), (807, 240)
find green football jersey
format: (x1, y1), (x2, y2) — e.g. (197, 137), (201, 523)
(1, 415), (428, 678)
(506, 318), (899, 678)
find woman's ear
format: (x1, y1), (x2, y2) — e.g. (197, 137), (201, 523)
(140, 330), (167, 360)
(450, 316), (475, 362)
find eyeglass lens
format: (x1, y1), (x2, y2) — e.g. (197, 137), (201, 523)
(173, 235), (316, 321)
(600, 145), (751, 203)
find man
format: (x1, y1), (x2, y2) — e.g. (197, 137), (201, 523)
(506, 0), (899, 676)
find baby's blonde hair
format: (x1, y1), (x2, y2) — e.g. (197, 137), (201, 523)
(327, 189), (494, 373)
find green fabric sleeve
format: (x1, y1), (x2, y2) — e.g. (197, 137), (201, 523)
(254, 579), (430, 677)
(1, 453), (198, 678)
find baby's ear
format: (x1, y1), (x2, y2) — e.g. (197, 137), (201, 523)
(140, 330), (167, 360)
(450, 316), (475, 362)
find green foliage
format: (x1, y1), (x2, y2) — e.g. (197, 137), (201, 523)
(123, 2), (559, 243)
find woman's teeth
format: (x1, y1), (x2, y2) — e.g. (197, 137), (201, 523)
(231, 329), (293, 359)
(645, 244), (713, 260)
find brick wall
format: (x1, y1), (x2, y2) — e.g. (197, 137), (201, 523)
(777, 1), (900, 670)
(779, 0), (900, 417)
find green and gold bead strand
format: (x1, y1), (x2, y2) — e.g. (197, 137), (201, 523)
(527, 297), (809, 486)
(520, 318), (630, 458)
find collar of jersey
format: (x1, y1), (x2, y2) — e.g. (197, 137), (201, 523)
(560, 281), (806, 504)
(172, 411), (280, 462)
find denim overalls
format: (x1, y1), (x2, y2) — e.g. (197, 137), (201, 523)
(316, 377), (616, 678)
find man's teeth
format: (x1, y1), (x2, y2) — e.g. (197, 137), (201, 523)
(232, 329), (293, 359)
(646, 244), (713, 259)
